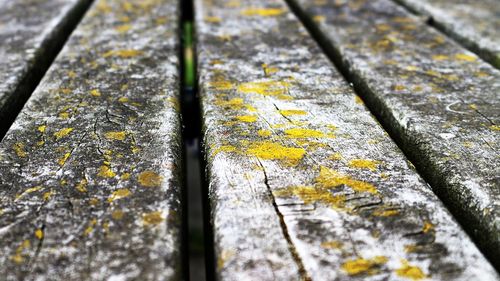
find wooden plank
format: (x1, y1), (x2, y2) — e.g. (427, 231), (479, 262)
(0, 0), (92, 138)
(290, 0), (500, 268)
(392, 0), (500, 69)
(0, 0), (183, 279)
(195, 0), (499, 279)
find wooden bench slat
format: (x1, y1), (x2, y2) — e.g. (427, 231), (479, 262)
(393, 0), (500, 69)
(292, 0), (500, 267)
(0, 0), (92, 137)
(195, 0), (498, 279)
(0, 0), (183, 279)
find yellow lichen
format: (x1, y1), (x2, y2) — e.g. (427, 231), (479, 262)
(372, 209), (399, 217)
(97, 165), (116, 178)
(395, 260), (426, 280)
(107, 188), (132, 203)
(284, 128), (328, 138)
(42, 190), (53, 201)
(342, 256), (388, 276)
(35, 229), (44, 240)
(75, 178), (88, 193)
(205, 16), (221, 23)
(432, 54), (449, 60)
(15, 186), (43, 201)
(278, 110), (307, 116)
(121, 172), (131, 180)
(102, 49), (143, 58)
(246, 141), (305, 165)
(489, 125), (500, 131)
(240, 8), (285, 17)
(329, 152), (342, 160)
(118, 96), (129, 103)
(58, 152), (71, 166)
(321, 241), (343, 249)
(455, 53), (476, 62)
(316, 166), (378, 194)
(138, 170), (162, 187)
(104, 131), (126, 141)
(348, 159), (380, 171)
(257, 129), (272, 137)
(115, 24), (131, 32)
(112, 210), (124, 220)
(13, 142), (27, 158)
(235, 115), (257, 122)
(209, 80), (233, 90)
(212, 145), (237, 156)
(90, 89), (101, 97)
(143, 211), (164, 225)
(237, 81), (290, 98)
(11, 240), (31, 264)
(38, 125), (46, 133)
(53, 128), (74, 140)
(84, 218), (97, 236)
(422, 221), (434, 233)
(274, 186), (346, 209)
(394, 85), (406, 91)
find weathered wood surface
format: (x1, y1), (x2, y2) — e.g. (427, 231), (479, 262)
(0, 0), (183, 280)
(195, 0), (498, 279)
(291, 0), (500, 268)
(0, 0), (92, 137)
(393, 0), (500, 69)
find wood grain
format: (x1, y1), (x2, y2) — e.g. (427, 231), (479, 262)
(0, 0), (183, 279)
(291, 0), (500, 268)
(393, 0), (500, 69)
(0, 0), (92, 137)
(195, 0), (498, 279)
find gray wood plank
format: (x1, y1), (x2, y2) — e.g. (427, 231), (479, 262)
(0, 0), (92, 137)
(392, 0), (500, 69)
(291, 0), (500, 269)
(195, 0), (499, 279)
(0, 0), (183, 279)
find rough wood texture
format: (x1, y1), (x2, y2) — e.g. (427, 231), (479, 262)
(195, 0), (498, 279)
(392, 0), (500, 69)
(0, 0), (92, 137)
(291, 0), (500, 268)
(0, 0), (183, 280)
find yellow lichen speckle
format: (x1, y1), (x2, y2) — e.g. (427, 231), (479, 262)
(422, 221), (434, 233)
(246, 141), (305, 165)
(11, 240), (31, 264)
(58, 152), (71, 166)
(240, 8), (284, 17)
(395, 260), (426, 280)
(274, 186), (346, 209)
(90, 89), (101, 97)
(205, 16), (221, 23)
(143, 211), (164, 225)
(284, 128), (327, 138)
(107, 188), (132, 203)
(75, 178), (87, 193)
(489, 125), (500, 131)
(316, 166), (378, 194)
(372, 209), (399, 217)
(236, 115), (257, 123)
(278, 109), (307, 116)
(54, 127), (74, 140)
(238, 81), (290, 98)
(35, 229), (44, 240)
(138, 170), (162, 187)
(104, 131), (126, 141)
(13, 142), (27, 158)
(212, 145), (237, 156)
(432, 54), (449, 60)
(97, 165), (116, 178)
(321, 240), (343, 249)
(38, 125), (47, 133)
(118, 96), (129, 103)
(342, 256), (388, 276)
(348, 159), (380, 171)
(15, 186), (43, 201)
(112, 210), (125, 220)
(115, 24), (131, 33)
(103, 49), (143, 58)
(455, 53), (476, 62)
(209, 80), (233, 90)
(257, 129), (272, 137)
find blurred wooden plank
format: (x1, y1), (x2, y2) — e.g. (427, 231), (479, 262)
(195, 0), (499, 279)
(0, 0), (183, 279)
(291, 0), (500, 268)
(0, 0), (92, 137)
(393, 0), (500, 68)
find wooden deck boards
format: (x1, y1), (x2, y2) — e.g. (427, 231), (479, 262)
(0, 0), (183, 279)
